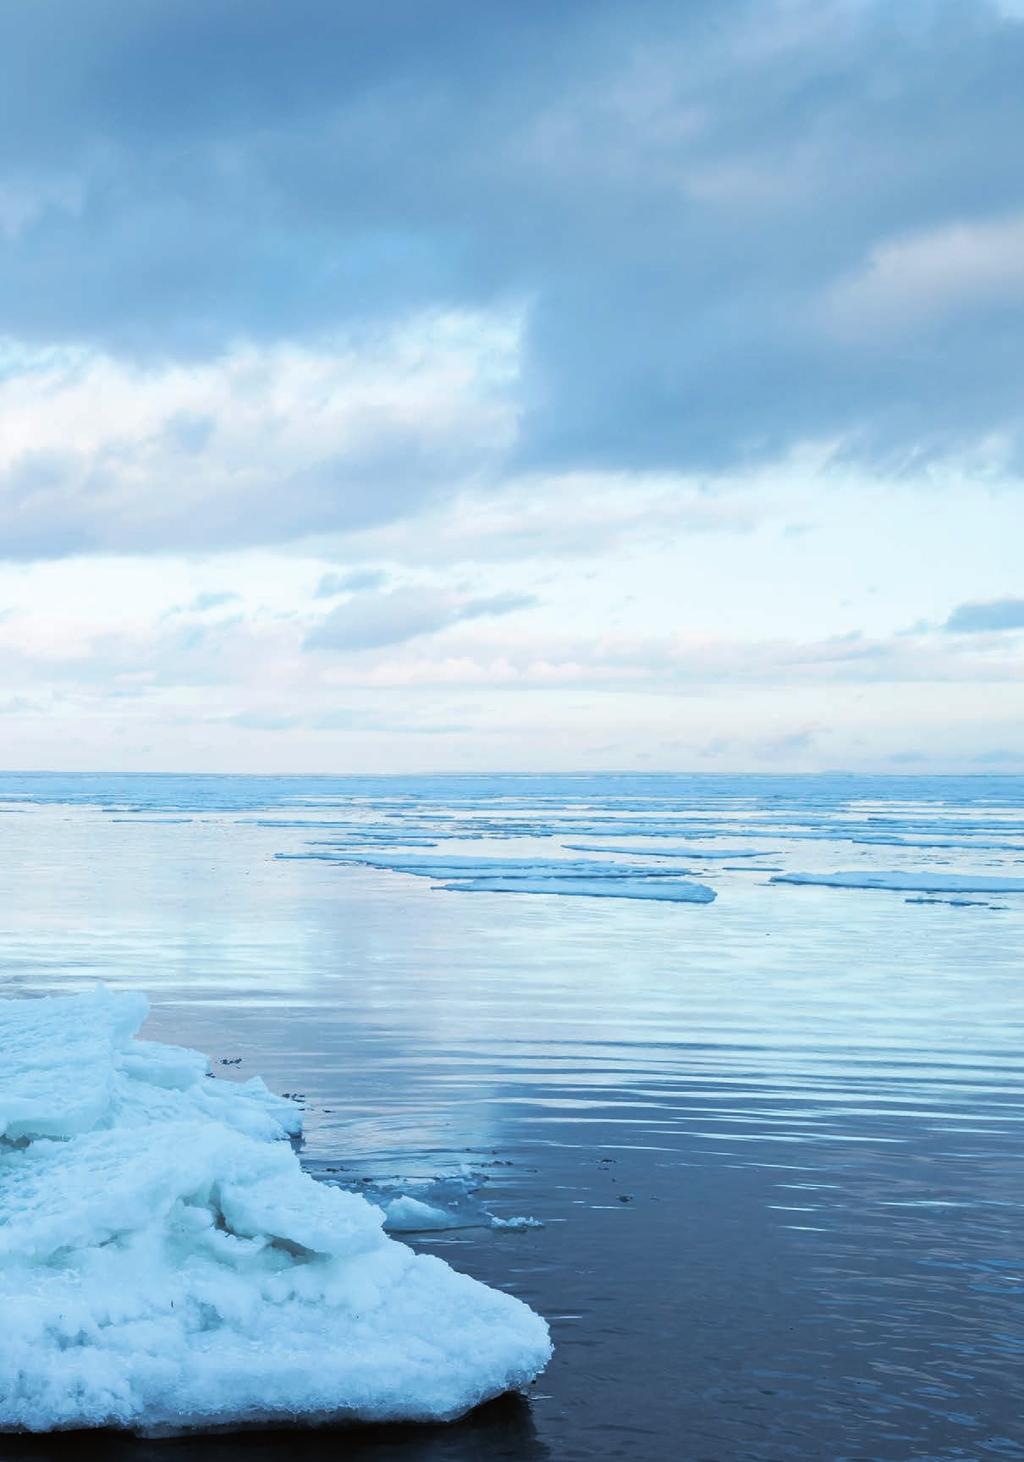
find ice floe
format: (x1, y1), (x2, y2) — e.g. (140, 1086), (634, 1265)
(562, 843), (775, 859)
(771, 871), (1024, 894)
(289, 853), (716, 904)
(438, 875), (715, 902)
(0, 988), (551, 1434)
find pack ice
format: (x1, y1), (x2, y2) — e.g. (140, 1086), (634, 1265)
(0, 988), (551, 1434)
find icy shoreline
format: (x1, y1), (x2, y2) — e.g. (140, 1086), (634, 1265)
(0, 988), (551, 1434)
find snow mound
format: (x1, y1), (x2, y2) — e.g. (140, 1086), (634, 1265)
(0, 988), (551, 1434)
(771, 870), (1024, 894)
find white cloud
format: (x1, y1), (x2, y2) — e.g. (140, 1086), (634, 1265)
(825, 212), (1024, 339)
(305, 586), (538, 652)
(314, 568), (388, 598)
(0, 310), (520, 558)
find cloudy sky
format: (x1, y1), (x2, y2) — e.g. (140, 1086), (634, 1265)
(0, 0), (1021, 773)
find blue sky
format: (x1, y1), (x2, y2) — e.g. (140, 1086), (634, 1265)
(0, 0), (1020, 771)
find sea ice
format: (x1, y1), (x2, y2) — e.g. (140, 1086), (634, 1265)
(308, 854), (716, 904)
(383, 1195), (462, 1232)
(440, 876), (715, 903)
(0, 988), (551, 1434)
(562, 843), (774, 859)
(771, 871), (1024, 894)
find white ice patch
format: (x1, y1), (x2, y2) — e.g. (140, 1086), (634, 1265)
(0, 989), (551, 1434)
(381, 1193), (544, 1235)
(0, 986), (148, 1142)
(383, 1196), (462, 1232)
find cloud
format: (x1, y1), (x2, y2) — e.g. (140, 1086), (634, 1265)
(755, 728), (821, 759)
(1, 1), (1024, 486)
(944, 598), (1024, 632)
(304, 586), (537, 652)
(314, 568), (388, 598)
(0, 559), (1018, 776)
(227, 710), (301, 731)
(0, 319), (516, 558)
(187, 591), (240, 612)
(972, 747), (1024, 763)
(339, 469), (761, 565)
(825, 212), (1024, 339)
(0, 3), (1022, 772)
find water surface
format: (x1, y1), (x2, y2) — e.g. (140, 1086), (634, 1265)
(3, 773), (1023, 1461)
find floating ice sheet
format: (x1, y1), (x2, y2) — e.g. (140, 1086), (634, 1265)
(439, 876), (716, 903)
(562, 843), (775, 859)
(0, 989), (550, 1434)
(302, 854), (716, 904)
(339, 855), (692, 877)
(771, 871), (1024, 894)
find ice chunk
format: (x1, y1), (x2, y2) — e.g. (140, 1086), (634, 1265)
(383, 1196), (461, 1232)
(0, 989), (551, 1434)
(771, 870), (1024, 894)
(0, 986), (147, 1141)
(118, 1037), (209, 1090)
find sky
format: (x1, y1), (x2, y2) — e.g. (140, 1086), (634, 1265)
(0, 0), (1021, 773)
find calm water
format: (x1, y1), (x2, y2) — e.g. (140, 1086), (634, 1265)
(3, 773), (1024, 1462)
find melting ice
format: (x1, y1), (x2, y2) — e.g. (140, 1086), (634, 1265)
(279, 852), (717, 904)
(0, 988), (551, 1434)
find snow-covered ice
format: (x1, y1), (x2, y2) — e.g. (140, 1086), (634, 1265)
(0, 988), (551, 1434)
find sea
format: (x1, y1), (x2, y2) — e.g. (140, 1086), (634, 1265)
(3, 771), (1024, 1462)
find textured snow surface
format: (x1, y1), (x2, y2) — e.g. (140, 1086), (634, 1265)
(772, 871), (1024, 894)
(0, 989), (551, 1434)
